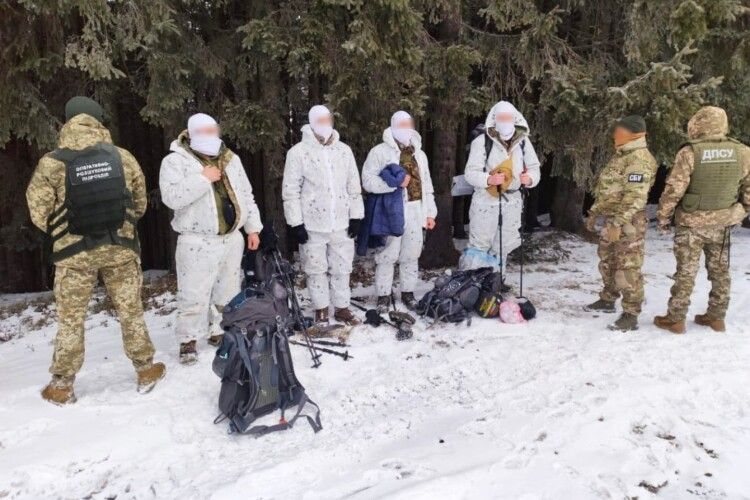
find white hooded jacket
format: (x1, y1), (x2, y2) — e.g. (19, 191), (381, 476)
(361, 127), (438, 224)
(464, 101), (541, 204)
(282, 125), (364, 233)
(159, 140), (263, 236)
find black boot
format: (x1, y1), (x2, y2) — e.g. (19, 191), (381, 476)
(179, 340), (197, 365)
(583, 299), (616, 313)
(608, 312), (639, 332)
(376, 295), (391, 313)
(400, 292), (417, 310)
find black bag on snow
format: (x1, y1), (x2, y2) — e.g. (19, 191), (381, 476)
(416, 267), (495, 323)
(212, 277), (322, 436)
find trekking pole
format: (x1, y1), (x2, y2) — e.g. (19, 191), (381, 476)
(519, 187), (527, 297)
(288, 339), (352, 361)
(270, 248), (322, 368)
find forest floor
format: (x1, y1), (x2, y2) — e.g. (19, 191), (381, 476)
(1, 218), (749, 500)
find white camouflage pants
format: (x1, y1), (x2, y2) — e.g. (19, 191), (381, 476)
(374, 200), (424, 296)
(299, 229), (354, 310)
(461, 191), (522, 273)
(175, 231), (244, 343)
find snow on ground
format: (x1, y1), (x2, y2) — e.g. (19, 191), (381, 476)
(1, 225), (749, 500)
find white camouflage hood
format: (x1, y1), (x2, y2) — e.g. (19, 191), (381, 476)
(484, 101), (530, 140)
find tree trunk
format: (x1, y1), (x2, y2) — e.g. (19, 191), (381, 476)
(550, 177), (586, 233)
(420, 3), (461, 269)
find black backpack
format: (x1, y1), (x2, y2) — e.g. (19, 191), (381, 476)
(212, 275), (321, 436)
(46, 142), (139, 262)
(416, 268), (494, 324)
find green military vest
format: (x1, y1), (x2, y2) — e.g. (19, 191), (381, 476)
(680, 139), (743, 212)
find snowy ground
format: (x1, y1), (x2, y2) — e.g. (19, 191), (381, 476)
(1, 223), (749, 500)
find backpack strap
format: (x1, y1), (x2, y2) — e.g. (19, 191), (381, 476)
(483, 134), (494, 172)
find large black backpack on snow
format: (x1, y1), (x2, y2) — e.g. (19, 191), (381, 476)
(416, 267), (495, 324)
(46, 142), (138, 262)
(212, 275), (321, 436)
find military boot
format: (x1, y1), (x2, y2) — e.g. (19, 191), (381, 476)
(137, 362), (166, 394)
(653, 315), (686, 334)
(41, 375), (76, 406)
(334, 307), (361, 326)
(376, 295), (391, 313)
(179, 340), (198, 365)
(583, 299), (616, 313)
(207, 334), (224, 347)
(694, 313), (726, 333)
(607, 312), (639, 332)
(314, 307), (329, 325)
(401, 292), (418, 310)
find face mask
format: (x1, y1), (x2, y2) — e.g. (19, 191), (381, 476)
(190, 135), (222, 157)
(392, 127), (413, 146)
(496, 121), (516, 141)
(312, 124), (333, 142)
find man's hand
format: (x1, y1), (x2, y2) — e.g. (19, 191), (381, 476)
(487, 173), (506, 186)
(291, 224), (309, 245)
(202, 166), (221, 182)
(400, 174), (411, 188)
(520, 172), (532, 187)
(601, 223), (621, 243)
(585, 214), (598, 232)
(347, 218), (362, 238)
(247, 232), (260, 250)
(425, 217), (436, 230)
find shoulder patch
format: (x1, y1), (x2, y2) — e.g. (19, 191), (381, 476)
(627, 173), (644, 183)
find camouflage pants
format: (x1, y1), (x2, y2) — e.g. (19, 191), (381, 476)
(667, 225), (732, 321)
(597, 213), (647, 314)
(51, 259), (155, 377)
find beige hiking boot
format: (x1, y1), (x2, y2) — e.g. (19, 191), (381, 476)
(334, 307), (361, 326)
(41, 375), (76, 406)
(137, 362), (166, 394)
(694, 314), (726, 333)
(653, 315), (686, 334)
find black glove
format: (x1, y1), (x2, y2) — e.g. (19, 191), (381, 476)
(347, 219), (362, 239)
(291, 224), (309, 245)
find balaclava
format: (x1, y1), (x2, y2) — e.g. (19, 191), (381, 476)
(390, 110), (414, 146)
(494, 101), (517, 141)
(309, 105), (333, 142)
(188, 113), (222, 157)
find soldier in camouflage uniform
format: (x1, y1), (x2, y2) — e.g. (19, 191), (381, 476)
(584, 116), (658, 332)
(26, 97), (165, 405)
(654, 106), (750, 334)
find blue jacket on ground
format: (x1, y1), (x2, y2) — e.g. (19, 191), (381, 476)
(356, 163), (406, 256)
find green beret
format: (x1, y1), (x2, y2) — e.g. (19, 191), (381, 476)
(65, 96), (104, 123)
(614, 115), (646, 134)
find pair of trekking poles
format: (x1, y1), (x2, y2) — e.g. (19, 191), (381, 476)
(497, 186), (529, 300)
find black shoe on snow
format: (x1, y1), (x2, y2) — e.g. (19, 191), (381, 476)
(607, 312), (639, 332)
(376, 295), (391, 313)
(500, 280), (512, 293)
(400, 292), (418, 310)
(583, 299), (616, 313)
(179, 340), (198, 365)
(207, 334), (223, 347)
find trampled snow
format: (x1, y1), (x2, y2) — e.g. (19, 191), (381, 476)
(1, 227), (749, 499)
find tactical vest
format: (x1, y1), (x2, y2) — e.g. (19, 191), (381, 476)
(680, 139), (743, 212)
(46, 143), (139, 262)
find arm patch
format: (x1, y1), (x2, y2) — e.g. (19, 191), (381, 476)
(627, 173), (644, 183)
